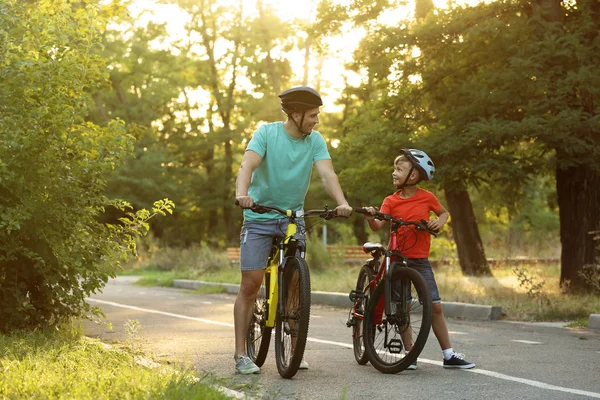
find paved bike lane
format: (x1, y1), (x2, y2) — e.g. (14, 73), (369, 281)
(85, 277), (600, 400)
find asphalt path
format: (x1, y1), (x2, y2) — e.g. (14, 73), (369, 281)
(84, 277), (600, 400)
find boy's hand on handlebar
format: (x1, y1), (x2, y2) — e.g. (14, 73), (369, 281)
(363, 206), (379, 220)
(427, 218), (443, 232)
(334, 204), (353, 217)
(235, 196), (254, 209)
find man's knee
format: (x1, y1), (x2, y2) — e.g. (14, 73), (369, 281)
(432, 302), (444, 316)
(239, 271), (264, 297)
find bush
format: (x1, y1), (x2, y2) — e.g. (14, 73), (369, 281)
(0, 1), (173, 333)
(306, 234), (335, 272)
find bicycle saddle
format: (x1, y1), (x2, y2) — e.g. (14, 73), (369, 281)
(363, 242), (385, 253)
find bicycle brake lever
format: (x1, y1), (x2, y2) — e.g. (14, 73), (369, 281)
(322, 210), (338, 220)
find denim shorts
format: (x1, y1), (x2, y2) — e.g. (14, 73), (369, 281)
(239, 219), (306, 271)
(402, 258), (441, 303)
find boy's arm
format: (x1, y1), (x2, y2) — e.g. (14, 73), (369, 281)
(429, 203), (449, 231)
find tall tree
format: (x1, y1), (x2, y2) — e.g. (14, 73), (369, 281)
(535, 0), (600, 292)
(414, 0), (491, 276)
(407, 0), (600, 290)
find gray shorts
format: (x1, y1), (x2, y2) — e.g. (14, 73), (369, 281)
(393, 258), (441, 303)
(239, 219), (306, 271)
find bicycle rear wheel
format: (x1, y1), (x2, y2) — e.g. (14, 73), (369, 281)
(275, 257), (311, 379)
(352, 264), (374, 365)
(246, 271), (272, 367)
(364, 264), (432, 374)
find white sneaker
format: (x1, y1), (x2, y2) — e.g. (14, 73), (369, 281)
(299, 359), (309, 370)
(235, 355), (260, 374)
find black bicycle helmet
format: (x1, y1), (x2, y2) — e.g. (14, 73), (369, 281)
(279, 86), (323, 114)
(279, 86), (323, 136)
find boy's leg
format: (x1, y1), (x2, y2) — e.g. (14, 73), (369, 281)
(406, 259), (452, 348)
(431, 302), (452, 350)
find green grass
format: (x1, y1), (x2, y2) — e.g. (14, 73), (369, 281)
(434, 263), (600, 322)
(120, 250), (600, 324)
(0, 324), (230, 400)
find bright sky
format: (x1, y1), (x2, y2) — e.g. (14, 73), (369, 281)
(125, 0), (487, 112)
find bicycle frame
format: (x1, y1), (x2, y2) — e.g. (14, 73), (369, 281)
(239, 201), (340, 378)
(350, 228), (404, 325)
(265, 218), (299, 327)
(351, 212), (437, 325)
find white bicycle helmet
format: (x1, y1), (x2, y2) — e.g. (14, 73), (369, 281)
(400, 148), (435, 181)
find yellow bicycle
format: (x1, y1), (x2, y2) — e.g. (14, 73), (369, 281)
(238, 202), (339, 379)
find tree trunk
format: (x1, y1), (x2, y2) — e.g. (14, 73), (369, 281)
(556, 159), (600, 293)
(257, 0), (280, 95)
(224, 138), (235, 244)
(444, 184), (492, 276)
(415, 0), (434, 19)
(302, 36), (312, 86)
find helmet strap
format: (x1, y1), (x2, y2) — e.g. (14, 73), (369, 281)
(397, 166), (418, 188)
(291, 110), (310, 136)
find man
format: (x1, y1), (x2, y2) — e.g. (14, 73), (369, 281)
(233, 86), (353, 374)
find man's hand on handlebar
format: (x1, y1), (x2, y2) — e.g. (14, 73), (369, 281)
(235, 196), (254, 209)
(334, 204), (353, 217)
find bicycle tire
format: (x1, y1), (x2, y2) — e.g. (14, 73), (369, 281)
(246, 271), (272, 367)
(352, 264), (375, 365)
(275, 256), (311, 379)
(364, 263), (432, 374)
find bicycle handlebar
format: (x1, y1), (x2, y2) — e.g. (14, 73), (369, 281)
(235, 200), (341, 220)
(354, 207), (439, 237)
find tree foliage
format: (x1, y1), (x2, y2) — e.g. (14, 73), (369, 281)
(331, 0), (598, 285)
(0, 0), (173, 332)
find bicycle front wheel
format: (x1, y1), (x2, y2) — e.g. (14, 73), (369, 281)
(275, 257), (311, 379)
(364, 264), (432, 374)
(353, 264), (374, 365)
(246, 271), (272, 367)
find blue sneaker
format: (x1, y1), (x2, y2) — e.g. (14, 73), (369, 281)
(443, 353), (475, 369)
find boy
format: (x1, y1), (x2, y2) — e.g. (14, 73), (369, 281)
(363, 148), (475, 370)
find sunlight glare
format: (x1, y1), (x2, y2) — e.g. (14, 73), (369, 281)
(120, 0), (486, 113)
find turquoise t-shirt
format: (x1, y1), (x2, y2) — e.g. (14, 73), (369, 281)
(244, 122), (331, 221)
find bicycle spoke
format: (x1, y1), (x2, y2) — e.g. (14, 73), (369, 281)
(364, 266), (432, 374)
(275, 257), (311, 379)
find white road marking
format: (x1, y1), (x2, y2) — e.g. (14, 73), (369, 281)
(448, 330), (468, 335)
(88, 298), (600, 399)
(202, 301), (213, 305)
(88, 298), (233, 328)
(512, 340), (543, 345)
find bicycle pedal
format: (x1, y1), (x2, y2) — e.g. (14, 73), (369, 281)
(349, 290), (365, 303)
(387, 339), (403, 354)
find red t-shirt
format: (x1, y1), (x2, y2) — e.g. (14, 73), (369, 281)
(379, 188), (441, 258)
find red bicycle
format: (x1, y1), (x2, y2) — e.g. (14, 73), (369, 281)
(346, 208), (435, 373)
